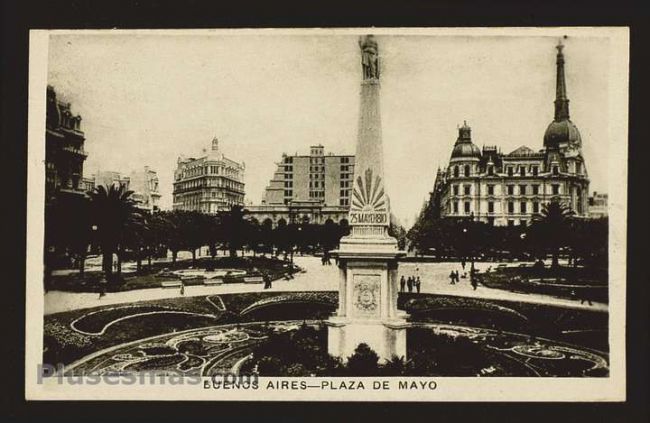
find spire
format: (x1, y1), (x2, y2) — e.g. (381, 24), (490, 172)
(554, 38), (570, 121)
(457, 120), (472, 143)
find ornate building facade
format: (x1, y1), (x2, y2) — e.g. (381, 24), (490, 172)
(247, 145), (354, 226)
(430, 42), (590, 226)
(172, 138), (245, 214)
(86, 167), (161, 212)
(45, 85), (88, 205)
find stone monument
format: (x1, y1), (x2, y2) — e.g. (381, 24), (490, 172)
(327, 35), (408, 362)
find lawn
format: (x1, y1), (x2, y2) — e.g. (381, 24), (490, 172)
(477, 264), (608, 303)
(46, 255), (301, 293)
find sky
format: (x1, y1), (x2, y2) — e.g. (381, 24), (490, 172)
(47, 31), (611, 227)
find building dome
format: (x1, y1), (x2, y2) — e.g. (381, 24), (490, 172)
(450, 121), (481, 159)
(543, 119), (582, 148)
(451, 142), (481, 159)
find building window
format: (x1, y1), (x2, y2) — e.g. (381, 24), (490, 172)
(488, 201), (494, 213)
(576, 162), (582, 174)
(520, 201), (527, 213)
(487, 166), (494, 176)
(507, 219), (514, 227)
(553, 165), (559, 175)
(532, 185), (539, 195)
(519, 184), (526, 195)
(532, 166), (539, 176)
(463, 185), (471, 195)
(520, 219), (527, 227)
(453, 201), (459, 214)
(487, 217), (495, 226)
(453, 166), (459, 178)
(453, 185), (459, 196)
(533, 201), (540, 214)
(552, 184), (560, 195)
(507, 185), (514, 195)
(520, 166), (526, 177)
(507, 166), (513, 177)
(487, 184), (495, 196)
(508, 201), (514, 214)
(284, 190), (292, 197)
(464, 201), (470, 214)
(464, 165), (470, 177)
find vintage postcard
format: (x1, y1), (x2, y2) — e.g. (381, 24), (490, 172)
(25, 27), (628, 401)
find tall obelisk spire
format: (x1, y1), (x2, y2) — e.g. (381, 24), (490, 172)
(348, 35), (391, 239)
(554, 39), (570, 121)
(328, 35), (407, 364)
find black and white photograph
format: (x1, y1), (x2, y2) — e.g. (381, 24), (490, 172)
(24, 27), (628, 401)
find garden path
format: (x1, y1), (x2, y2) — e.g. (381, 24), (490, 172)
(44, 256), (607, 315)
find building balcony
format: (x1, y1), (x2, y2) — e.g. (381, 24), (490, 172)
(61, 146), (88, 157)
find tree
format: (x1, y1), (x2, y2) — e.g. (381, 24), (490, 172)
(218, 205), (248, 258)
(389, 214), (408, 251)
(158, 210), (184, 265)
(260, 218), (274, 256)
(122, 210), (148, 273)
(274, 218), (290, 259)
(205, 214), (222, 259)
(531, 200), (574, 268)
(88, 184), (138, 283)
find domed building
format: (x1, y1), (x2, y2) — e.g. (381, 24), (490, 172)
(430, 41), (590, 226)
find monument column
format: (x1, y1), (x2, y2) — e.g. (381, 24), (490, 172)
(327, 35), (408, 362)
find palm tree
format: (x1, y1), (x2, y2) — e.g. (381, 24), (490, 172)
(532, 200), (574, 268)
(88, 184), (138, 283)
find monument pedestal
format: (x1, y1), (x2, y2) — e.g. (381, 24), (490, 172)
(327, 235), (408, 362)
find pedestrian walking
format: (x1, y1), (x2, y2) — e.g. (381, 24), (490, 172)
(461, 259), (466, 270)
(407, 276), (413, 293)
(415, 276), (421, 294)
(454, 270), (460, 283)
(400, 275), (406, 292)
(449, 271), (455, 285)
(180, 283), (185, 296)
(263, 273), (272, 290)
(471, 275), (478, 290)
(580, 289), (593, 306)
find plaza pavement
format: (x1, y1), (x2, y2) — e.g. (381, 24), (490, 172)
(44, 255), (607, 315)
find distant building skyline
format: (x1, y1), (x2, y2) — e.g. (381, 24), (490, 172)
(47, 33), (612, 225)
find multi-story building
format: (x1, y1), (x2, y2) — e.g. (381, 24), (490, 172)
(248, 145), (355, 226)
(45, 85), (88, 205)
(173, 138), (245, 214)
(430, 41), (590, 226)
(588, 191), (608, 219)
(87, 167), (161, 212)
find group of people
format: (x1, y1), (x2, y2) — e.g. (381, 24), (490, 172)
(400, 275), (421, 293)
(320, 252), (333, 266)
(450, 262), (480, 290)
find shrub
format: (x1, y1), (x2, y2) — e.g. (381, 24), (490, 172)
(346, 343), (380, 376)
